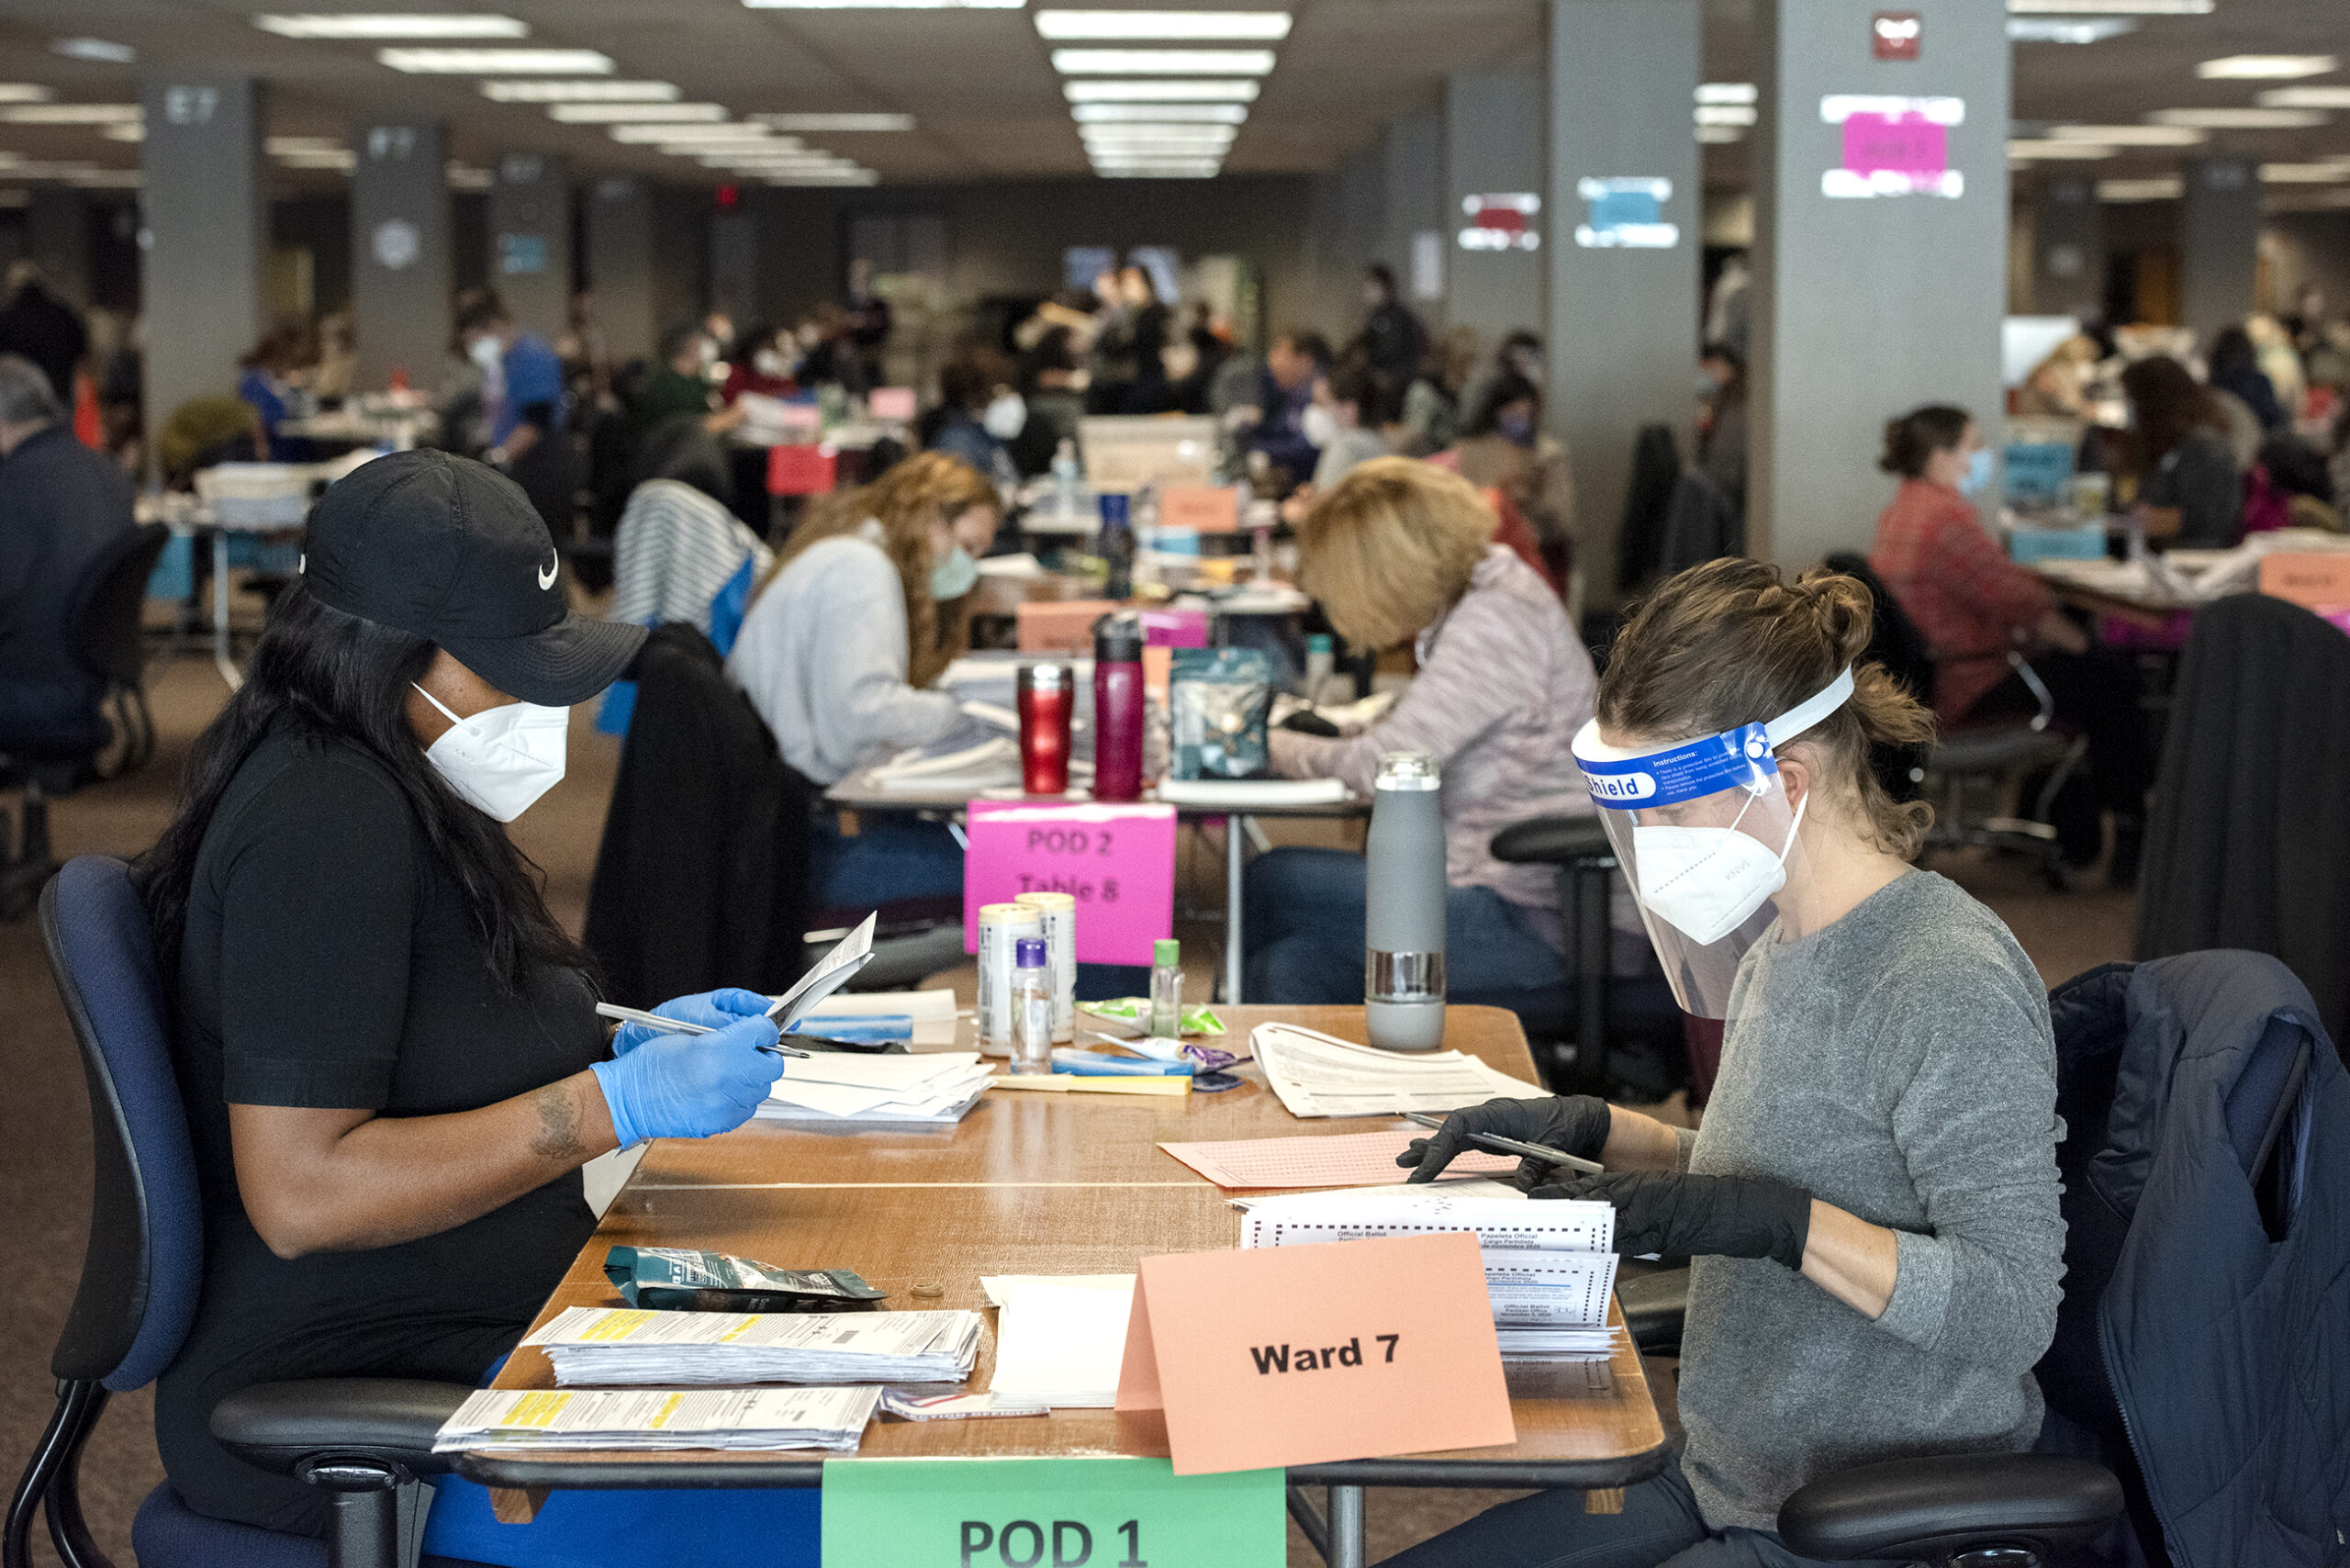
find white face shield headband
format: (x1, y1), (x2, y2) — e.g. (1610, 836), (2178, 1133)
(1570, 667), (1854, 1017)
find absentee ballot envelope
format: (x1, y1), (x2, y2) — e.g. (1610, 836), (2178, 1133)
(1113, 1233), (1514, 1475)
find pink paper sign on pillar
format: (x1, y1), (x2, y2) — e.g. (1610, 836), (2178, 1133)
(963, 801), (1177, 966)
(1841, 111), (1946, 186)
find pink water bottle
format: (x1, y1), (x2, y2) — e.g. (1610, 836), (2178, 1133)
(1092, 611), (1146, 801)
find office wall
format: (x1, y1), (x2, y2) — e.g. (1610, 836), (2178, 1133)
(2264, 211), (2350, 317)
(1381, 109), (1447, 319)
(1446, 69), (1549, 348)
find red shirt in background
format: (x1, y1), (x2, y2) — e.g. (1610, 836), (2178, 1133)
(1868, 477), (2055, 720)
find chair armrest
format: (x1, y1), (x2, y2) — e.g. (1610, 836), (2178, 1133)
(210, 1379), (474, 1480)
(1777, 1452), (2122, 1563)
(1617, 1266), (1688, 1355)
(1491, 815), (1613, 866)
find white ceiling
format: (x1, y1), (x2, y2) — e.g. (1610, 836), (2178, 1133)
(0, 0), (2343, 197)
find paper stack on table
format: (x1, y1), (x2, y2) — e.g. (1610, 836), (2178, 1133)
(1158, 1127), (1519, 1190)
(1252, 1024), (1545, 1118)
(798, 989), (961, 1048)
(523, 1305), (982, 1386)
(1239, 1187), (1622, 1358)
(755, 1051), (993, 1126)
(869, 735), (1021, 792)
(981, 1276), (1136, 1409)
(433, 1385), (880, 1453)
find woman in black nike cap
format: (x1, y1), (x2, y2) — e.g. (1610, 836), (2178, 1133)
(136, 451), (808, 1560)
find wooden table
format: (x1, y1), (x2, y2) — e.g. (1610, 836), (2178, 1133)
(459, 1005), (1671, 1566)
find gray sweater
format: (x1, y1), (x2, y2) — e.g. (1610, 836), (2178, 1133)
(1673, 870), (2066, 1533)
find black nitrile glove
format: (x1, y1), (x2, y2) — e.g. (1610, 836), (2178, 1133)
(1397, 1095), (1613, 1187)
(1535, 1169), (1814, 1271)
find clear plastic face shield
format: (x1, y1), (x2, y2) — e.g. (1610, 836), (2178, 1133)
(1570, 668), (1854, 1019)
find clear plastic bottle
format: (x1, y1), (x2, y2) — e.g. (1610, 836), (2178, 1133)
(1052, 438), (1082, 520)
(1303, 633), (1335, 705)
(1012, 937), (1054, 1074)
(1147, 938), (1183, 1039)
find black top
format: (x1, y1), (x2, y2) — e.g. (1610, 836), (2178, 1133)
(2143, 431), (2242, 550)
(155, 721), (604, 1533)
(0, 423), (133, 697)
(0, 282), (88, 404)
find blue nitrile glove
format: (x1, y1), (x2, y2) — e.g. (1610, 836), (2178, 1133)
(611, 988), (773, 1056)
(591, 1011), (783, 1147)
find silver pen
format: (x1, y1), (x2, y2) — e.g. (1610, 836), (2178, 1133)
(1404, 1111), (1606, 1176)
(595, 1002), (812, 1059)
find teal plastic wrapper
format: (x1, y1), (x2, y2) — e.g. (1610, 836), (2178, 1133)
(1169, 646), (1273, 779)
(603, 1246), (888, 1313)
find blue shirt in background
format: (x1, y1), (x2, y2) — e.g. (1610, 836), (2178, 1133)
(494, 332), (566, 446)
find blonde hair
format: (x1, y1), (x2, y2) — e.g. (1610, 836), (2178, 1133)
(1599, 558), (1938, 858)
(759, 451), (1001, 687)
(1296, 457), (1496, 650)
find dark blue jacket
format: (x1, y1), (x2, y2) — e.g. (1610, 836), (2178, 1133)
(2046, 953), (2348, 1566)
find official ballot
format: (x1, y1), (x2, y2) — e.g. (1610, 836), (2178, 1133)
(1113, 1233), (1514, 1474)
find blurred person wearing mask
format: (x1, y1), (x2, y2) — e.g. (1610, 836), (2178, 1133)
(134, 451), (818, 1560)
(1350, 263), (1428, 385)
(1460, 328), (1544, 422)
(1869, 405), (2153, 883)
(1400, 326), (1479, 457)
(728, 453), (1001, 907)
(928, 343), (1024, 496)
(2121, 355), (2241, 549)
(722, 323), (800, 403)
(235, 327), (308, 462)
(1435, 372), (1575, 567)
(456, 294), (570, 465)
(2207, 324), (2286, 438)
(1696, 342), (1749, 512)
(1306, 362), (1399, 491)
(1240, 329), (1333, 491)
(1247, 460), (1605, 1005)
(1389, 559), (2063, 1568)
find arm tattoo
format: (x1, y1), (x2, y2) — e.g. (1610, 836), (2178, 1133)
(530, 1080), (585, 1162)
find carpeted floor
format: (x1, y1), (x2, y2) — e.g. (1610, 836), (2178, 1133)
(0, 634), (2139, 1568)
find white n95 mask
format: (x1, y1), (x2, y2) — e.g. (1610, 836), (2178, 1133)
(413, 685), (569, 822)
(1632, 790), (1808, 946)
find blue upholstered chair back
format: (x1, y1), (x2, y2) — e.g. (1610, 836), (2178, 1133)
(39, 855), (204, 1392)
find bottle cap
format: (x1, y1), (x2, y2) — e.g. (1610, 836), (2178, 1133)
(1016, 937), (1047, 968)
(1373, 750), (1442, 791)
(1019, 661), (1068, 692)
(1306, 633), (1333, 654)
(1092, 610), (1145, 663)
(1154, 938), (1181, 967)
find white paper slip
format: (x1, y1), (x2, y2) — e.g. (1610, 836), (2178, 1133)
(766, 913), (877, 1032)
(986, 1279), (1136, 1409)
(433, 1385), (881, 1453)
(880, 1390), (1050, 1421)
(1238, 1191), (1615, 1254)
(1252, 1024), (1544, 1118)
(523, 1305), (981, 1387)
(1152, 778), (1354, 808)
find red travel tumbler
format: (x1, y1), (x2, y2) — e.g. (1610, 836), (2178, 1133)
(1017, 663), (1073, 796)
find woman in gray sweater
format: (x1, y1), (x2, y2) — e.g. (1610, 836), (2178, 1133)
(1396, 559), (2066, 1568)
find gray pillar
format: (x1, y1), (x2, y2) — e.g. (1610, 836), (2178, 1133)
(2180, 153), (2258, 346)
(26, 189), (88, 308)
(1549, 0), (1701, 607)
(1445, 69), (1547, 350)
(709, 207), (757, 328)
(351, 119), (450, 388)
(1750, 0), (2009, 572)
(141, 73), (268, 441)
(488, 151), (570, 336)
(2030, 174), (2102, 319)
(587, 175), (659, 364)
(1381, 110), (1446, 318)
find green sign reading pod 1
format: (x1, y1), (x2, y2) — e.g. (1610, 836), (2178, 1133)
(821, 1457), (1283, 1568)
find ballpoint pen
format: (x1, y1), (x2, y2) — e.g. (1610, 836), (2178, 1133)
(1404, 1111), (1606, 1176)
(594, 1002), (812, 1059)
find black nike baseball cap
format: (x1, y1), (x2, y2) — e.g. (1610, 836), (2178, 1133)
(302, 450), (643, 707)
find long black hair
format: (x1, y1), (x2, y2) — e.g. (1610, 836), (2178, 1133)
(135, 580), (591, 988)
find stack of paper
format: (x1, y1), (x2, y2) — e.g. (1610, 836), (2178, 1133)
(433, 1385), (879, 1453)
(523, 1305), (982, 1386)
(870, 736), (1021, 792)
(981, 1276), (1136, 1408)
(1253, 1024), (1545, 1118)
(1239, 1187), (1623, 1358)
(755, 1051), (993, 1126)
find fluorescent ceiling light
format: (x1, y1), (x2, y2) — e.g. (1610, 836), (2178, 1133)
(2006, 0), (2207, 10)
(1035, 10), (1289, 39)
(2009, 140), (2117, 159)
(1695, 125), (1743, 143)
(0, 86), (56, 104)
(1051, 49), (1275, 74)
(446, 162), (496, 188)
(1090, 152), (1222, 164)
(2261, 162), (2350, 183)
(255, 14), (528, 39)
(52, 39), (137, 63)
(2007, 17), (2134, 42)
(1064, 78), (1257, 101)
(700, 152), (856, 167)
(101, 122), (143, 141)
(266, 135), (343, 152)
(1083, 133), (1235, 150)
(745, 0), (1019, 7)
(611, 124), (798, 144)
(1080, 120), (1233, 136)
(1695, 104), (1757, 126)
(0, 104), (142, 123)
(2150, 107), (2327, 129)
(763, 173), (880, 185)
(278, 150), (356, 168)
(2198, 55), (2336, 80)
(2050, 122), (2203, 145)
(378, 48), (611, 73)
(2259, 87), (2350, 110)
(755, 113), (915, 130)
(1695, 82), (1756, 105)
(1095, 166), (1218, 179)
(2098, 177), (2182, 200)
(550, 102), (727, 122)
(1072, 102), (1244, 122)
(70, 169), (141, 187)
(482, 79), (677, 101)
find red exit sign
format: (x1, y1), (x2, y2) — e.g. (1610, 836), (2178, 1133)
(1873, 10), (1921, 61)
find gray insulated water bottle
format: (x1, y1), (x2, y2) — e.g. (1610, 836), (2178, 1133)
(1366, 750), (1446, 1051)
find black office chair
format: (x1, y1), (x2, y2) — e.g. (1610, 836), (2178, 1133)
(5, 856), (471, 1568)
(78, 522), (172, 779)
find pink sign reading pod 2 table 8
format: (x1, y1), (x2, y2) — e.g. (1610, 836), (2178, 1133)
(962, 801), (1176, 966)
